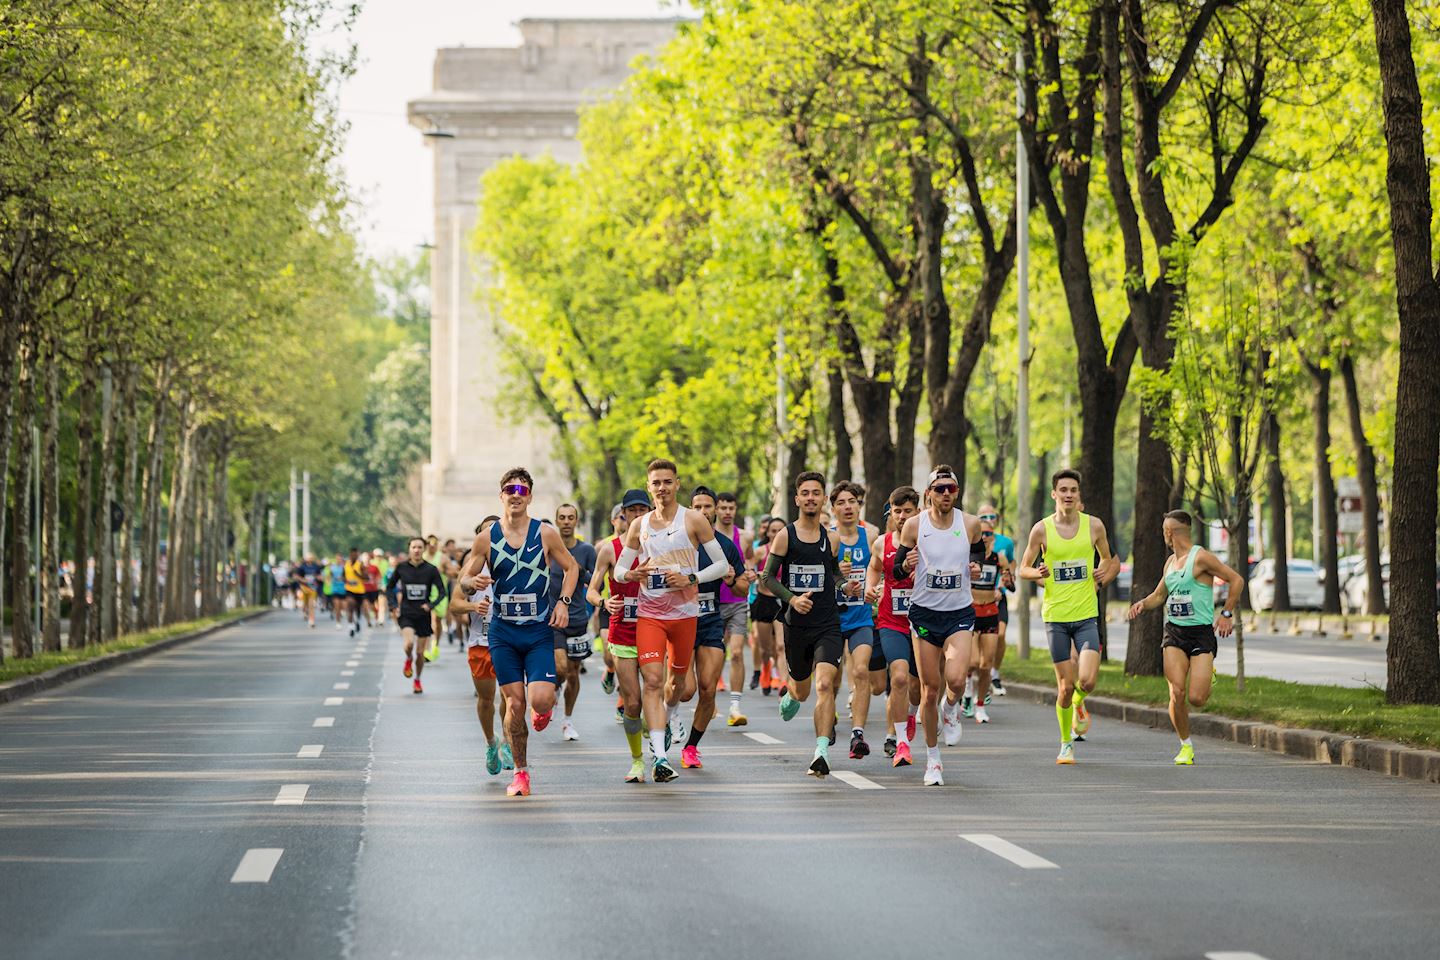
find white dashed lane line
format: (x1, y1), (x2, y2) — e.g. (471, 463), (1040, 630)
(831, 770), (884, 790)
(324, 697), (344, 706)
(274, 784), (310, 806)
(960, 834), (1059, 869)
(1206, 954), (1271, 960)
(313, 717), (335, 728)
(231, 848), (284, 883)
(297, 745), (324, 758)
(333, 683), (350, 690)
(743, 732), (783, 745)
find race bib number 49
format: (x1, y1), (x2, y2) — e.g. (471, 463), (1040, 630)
(788, 564), (825, 592)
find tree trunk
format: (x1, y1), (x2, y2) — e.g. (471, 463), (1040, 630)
(40, 333), (62, 652)
(1339, 354), (1386, 614)
(894, 298), (926, 507)
(70, 356), (99, 648)
(164, 396), (195, 624)
(138, 376), (170, 631)
(97, 365), (120, 643)
(207, 435), (230, 615)
(1265, 411), (1291, 610)
(1125, 409), (1173, 676)
(827, 362), (852, 482)
(1371, 0), (1440, 704)
(249, 491), (266, 606)
(117, 364), (140, 635)
(1309, 366), (1342, 613)
(0, 313), (20, 651)
(9, 331), (38, 658)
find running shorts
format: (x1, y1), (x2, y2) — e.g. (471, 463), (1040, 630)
(877, 627), (915, 670)
(467, 645), (496, 681)
(1162, 621), (1218, 658)
(720, 601), (749, 636)
(553, 621), (589, 650)
(784, 621), (844, 683)
(750, 594), (783, 624)
(636, 617), (696, 672)
(489, 619), (558, 687)
(398, 612), (433, 638)
(1046, 618), (1101, 663)
(695, 616), (727, 651)
(364, 590), (379, 606)
(974, 612), (1000, 634)
(843, 625), (876, 654)
(609, 640), (638, 660)
(908, 603), (976, 647)
(300, 586), (317, 601)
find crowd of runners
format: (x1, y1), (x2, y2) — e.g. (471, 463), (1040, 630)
(274, 459), (1245, 798)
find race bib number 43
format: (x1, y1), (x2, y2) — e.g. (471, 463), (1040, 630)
(788, 564), (824, 592)
(1167, 592), (1195, 620)
(498, 593), (539, 621)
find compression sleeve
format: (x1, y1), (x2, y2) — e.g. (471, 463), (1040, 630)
(613, 545), (641, 582)
(694, 538), (729, 584)
(892, 543), (912, 580)
(385, 569), (398, 592)
(970, 539), (987, 561)
(760, 550), (794, 602)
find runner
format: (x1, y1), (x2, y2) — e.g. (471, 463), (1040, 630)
(456, 468), (579, 798)
(977, 502), (1016, 695)
(448, 521), (515, 778)
(360, 551), (381, 627)
(750, 516), (787, 696)
(384, 537), (446, 694)
(292, 554), (323, 628)
(550, 503), (597, 743)
(892, 466), (983, 785)
(1017, 468), (1120, 764)
(325, 556), (348, 631)
(679, 486), (744, 768)
(865, 485), (920, 764)
(759, 471), (861, 778)
(611, 458), (731, 783)
(715, 492), (756, 726)
(343, 548), (367, 637)
(963, 519), (1010, 724)
(830, 481), (881, 760)
(371, 550), (391, 625)
(1127, 510), (1243, 764)
(598, 502), (628, 701)
(587, 489), (653, 782)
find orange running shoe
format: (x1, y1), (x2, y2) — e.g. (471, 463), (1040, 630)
(681, 745), (703, 768)
(403, 657), (413, 679)
(506, 771), (531, 796)
(760, 662), (772, 689)
(532, 709), (553, 732)
(892, 740), (913, 767)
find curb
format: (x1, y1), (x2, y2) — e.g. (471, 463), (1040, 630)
(1003, 680), (1440, 785)
(0, 609), (273, 706)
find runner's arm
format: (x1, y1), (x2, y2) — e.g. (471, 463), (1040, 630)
(758, 529), (793, 602)
(456, 530), (491, 589)
(891, 516), (918, 579)
(694, 535), (730, 584)
(1198, 549), (1245, 616)
(613, 517), (647, 582)
(1018, 521), (1048, 581)
(1128, 580), (1167, 617)
(586, 541), (614, 608)
(542, 525), (581, 600)
(864, 543), (884, 603)
(1092, 517), (1120, 586)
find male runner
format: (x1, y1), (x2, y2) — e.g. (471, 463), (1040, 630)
(715, 492), (756, 726)
(760, 471), (861, 778)
(550, 503), (596, 742)
(326, 556), (347, 630)
(457, 468), (579, 797)
(679, 486), (743, 768)
(1017, 468), (1120, 764)
(750, 517), (788, 694)
(1128, 510), (1243, 764)
(892, 466), (983, 785)
(293, 554), (323, 628)
(612, 459), (730, 783)
(598, 502), (628, 700)
(385, 537), (446, 693)
(978, 502), (1016, 695)
(831, 481), (881, 760)
(343, 548), (367, 637)
(865, 485), (920, 764)
(964, 519), (1010, 724)
(588, 489), (653, 782)
(448, 524), (515, 778)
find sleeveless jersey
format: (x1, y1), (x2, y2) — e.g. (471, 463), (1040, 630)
(911, 511), (974, 611)
(877, 532), (914, 632)
(1163, 544), (1213, 626)
(971, 547), (1001, 601)
(836, 528), (873, 631)
(718, 526), (746, 604)
(607, 536), (641, 645)
(465, 586), (492, 648)
(781, 522), (840, 628)
(488, 518), (551, 624)
(1041, 513), (1098, 622)
(637, 508), (699, 620)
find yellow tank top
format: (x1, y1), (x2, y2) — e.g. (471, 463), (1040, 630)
(1041, 513), (1098, 623)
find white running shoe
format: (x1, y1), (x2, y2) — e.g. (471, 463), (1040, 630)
(562, 721), (580, 742)
(923, 760), (945, 786)
(975, 705), (991, 724)
(942, 703), (963, 746)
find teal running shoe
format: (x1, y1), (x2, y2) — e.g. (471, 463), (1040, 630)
(779, 692), (801, 722)
(485, 741), (501, 776)
(499, 743), (515, 770)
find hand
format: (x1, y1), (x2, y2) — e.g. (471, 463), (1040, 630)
(843, 579), (862, 598)
(1002, 570), (1016, 590)
(1033, 561), (1049, 581)
(663, 569), (690, 589)
(1127, 601), (1144, 621)
(460, 573), (492, 593)
(1215, 612), (1234, 638)
(1095, 564), (1115, 587)
(630, 558), (655, 580)
(420, 603), (431, 612)
(789, 592), (814, 615)
(477, 597), (491, 617)
(550, 604), (570, 630)
(605, 594), (624, 616)
(902, 550), (919, 574)
(838, 560), (853, 578)
(864, 583), (882, 605)
(969, 561), (981, 579)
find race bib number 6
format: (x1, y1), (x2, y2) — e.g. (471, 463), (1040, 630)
(499, 593), (539, 621)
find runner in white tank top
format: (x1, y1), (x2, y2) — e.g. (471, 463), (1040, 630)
(638, 507), (700, 620)
(911, 511), (976, 611)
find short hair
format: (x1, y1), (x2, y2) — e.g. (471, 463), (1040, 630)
(717, 491), (737, 504)
(794, 470), (826, 491)
(929, 465), (958, 486)
(349, 546), (359, 552)
(442, 538), (455, 547)
(556, 502), (578, 517)
(889, 485), (920, 509)
(408, 536), (426, 548)
(1164, 509), (1193, 527)
(476, 514), (500, 534)
(500, 467), (534, 488)
(829, 480), (864, 503)
(647, 458), (678, 475)
(691, 485), (717, 502)
(1052, 468), (1082, 489)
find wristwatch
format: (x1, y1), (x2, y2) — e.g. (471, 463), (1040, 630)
(1221, 610), (1233, 619)
(687, 573), (698, 585)
(559, 595), (572, 605)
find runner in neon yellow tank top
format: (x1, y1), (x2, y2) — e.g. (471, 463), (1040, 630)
(1128, 510), (1244, 765)
(1017, 468), (1120, 765)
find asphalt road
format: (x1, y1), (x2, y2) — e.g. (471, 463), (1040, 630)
(1, 612), (1435, 960)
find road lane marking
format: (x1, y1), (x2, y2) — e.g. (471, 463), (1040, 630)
(333, 683), (350, 690)
(1206, 954), (1271, 960)
(324, 697), (344, 705)
(959, 834), (1059, 869)
(744, 732), (783, 745)
(231, 848), (283, 883)
(297, 745), (324, 758)
(274, 784), (309, 806)
(831, 771), (884, 790)
(313, 717), (335, 727)
(340, 670), (355, 676)
(345, 660), (359, 666)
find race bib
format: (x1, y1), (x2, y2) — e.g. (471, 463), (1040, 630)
(1054, 559), (1089, 583)
(926, 569), (961, 591)
(788, 564), (824, 592)
(838, 569), (866, 605)
(698, 596), (717, 616)
(975, 564), (998, 588)
(404, 583), (426, 601)
(622, 596), (639, 622)
(1167, 591), (1196, 620)
(890, 588), (912, 616)
(498, 593), (539, 621)
(566, 634), (593, 661)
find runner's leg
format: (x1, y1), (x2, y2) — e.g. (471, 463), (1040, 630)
(1164, 646), (1192, 741)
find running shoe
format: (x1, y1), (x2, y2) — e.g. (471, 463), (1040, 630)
(681, 745), (703, 769)
(828, 730), (836, 747)
(750, 670), (761, 690)
(601, 670), (617, 695)
(614, 706), (625, 724)
(403, 657), (413, 679)
(506, 771), (531, 797)
(961, 694), (975, 718)
(892, 740), (913, 767)
(942, 705), (962, 746)
(1174, 743), (1195, 765)
(413, 678), (423, 695)
(664, 724), (672, 751)
(762, 685), (774, 697)
(984, 691), (992, 705)
(808, 750), (830, 778)
(532, 709), (553, 732)
(975, 705), (991, 724)
(653, 757), (679, 783)
(485, 741), (501, 776)
(500, 743), (515, 770)
(727, 708), (748, 727)
(992, 676), (1006, 696)
(923, 760), (944, 786)
(905, 714), (917, 742)
(1056, 742), (1076, 764)
(670, 716), (687, 745)
(778, 691), (801, 722)
(1074, 699), (1092, 735)
(849, 730), (870, 759)
(883, 735), (897, 758)
(562, 720), (579, 741)
(625, 758), (645, 783)
(1073, 733), (1087, 742)
(759, 663), (771, 691)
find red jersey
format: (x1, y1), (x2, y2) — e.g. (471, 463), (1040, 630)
(877, 531), (914, 633)
(607, 536), (641, 646)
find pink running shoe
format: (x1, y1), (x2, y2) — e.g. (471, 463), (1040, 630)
(905, 714), (917, 743)
(681, 745), (703, 769)
(506, 771), (531, 797)
(892, 740), (913, 768)
(531, 709), (553, 732)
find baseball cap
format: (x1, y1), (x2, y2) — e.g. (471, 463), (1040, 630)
(621, 488), (651, 509)
(927, 467), (958, 487)
(610, 503), (623, 522)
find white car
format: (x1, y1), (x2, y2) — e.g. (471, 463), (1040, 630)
(1342, 560), (1389, 614)
(1249, 558), (1326, 611)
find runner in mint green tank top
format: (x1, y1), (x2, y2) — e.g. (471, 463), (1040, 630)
(1128, 509), (1244, 766)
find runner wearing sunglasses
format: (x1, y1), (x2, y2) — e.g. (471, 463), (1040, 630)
(457, 468), (580, 797)
(977, 502), (1016, 696)
(891, 466), (983, 786)
(964, 519), (1010, 724)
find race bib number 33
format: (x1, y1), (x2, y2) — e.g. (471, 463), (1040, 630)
(1054, 559), (1089, 583)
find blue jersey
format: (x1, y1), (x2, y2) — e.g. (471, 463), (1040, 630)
(993, 532), (1016, 595)
(837, 529), (874, 631)
(489, 519), (551, 624)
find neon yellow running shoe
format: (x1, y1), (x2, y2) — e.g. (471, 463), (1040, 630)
(1174, 743), (1195, 765)
(424, 637), (439, 662)
(625, 758), (645, 783)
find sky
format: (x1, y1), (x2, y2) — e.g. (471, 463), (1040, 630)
(334, 0), (689, 258)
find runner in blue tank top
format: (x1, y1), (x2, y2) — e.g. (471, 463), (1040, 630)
(830, 481), (881, 761)
(457, 467), (579, 798)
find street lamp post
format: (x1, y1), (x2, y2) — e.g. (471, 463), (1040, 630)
(1015, 48), (1033, 661)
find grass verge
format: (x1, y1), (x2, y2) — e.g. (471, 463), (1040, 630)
(0, 607), (265, 684)
(1000, 648), (1440, 751)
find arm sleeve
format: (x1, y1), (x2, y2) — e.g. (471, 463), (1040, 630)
(892, 543), (912, 580)
(613, 545), (641, 582)
(385, 569), (398, 592)
(760, 550), (794, 602)
(694, 538), (729, 584)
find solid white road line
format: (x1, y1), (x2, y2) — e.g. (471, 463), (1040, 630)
(959, 834), (1059, 870)
(340, 670), (355, 676)
(231, 848), (284, 883)
(297, 745), (324, 758)
(313, 717), (335, 728)
(333, 683), (350, 690)
(324, 697), (344, 705)
(1206, 954), (1271, 960)
(274, 784), (309, 806)
(744, 732), (783, 745)
(831, 770), (884, 790)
